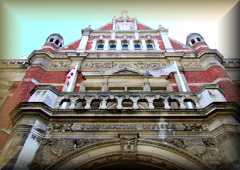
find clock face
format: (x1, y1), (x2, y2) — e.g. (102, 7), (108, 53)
(115, 21), (135, 31)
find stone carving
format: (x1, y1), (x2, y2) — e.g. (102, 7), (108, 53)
(150, 137), (221, 169)
(69, 122), (208, 132)
(47, 123), (73, 132)
(81, 62), (167, 72)
(119, 133), (139, 153)
(45, 122), (209, 134)
(30, 138), (106, 170)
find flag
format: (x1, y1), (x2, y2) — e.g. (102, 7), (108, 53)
(146, 63), (177, 77)
(63, 63), (80, 92)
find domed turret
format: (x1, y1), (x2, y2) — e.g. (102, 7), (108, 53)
(42, 33), (64, 52)
(186, 33), (209, 55)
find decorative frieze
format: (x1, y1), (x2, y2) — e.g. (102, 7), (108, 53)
(48, 122), (208, 133)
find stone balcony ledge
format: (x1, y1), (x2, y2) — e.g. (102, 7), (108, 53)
(27, 85), (226, 111)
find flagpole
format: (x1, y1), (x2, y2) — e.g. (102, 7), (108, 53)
(66, 62), (80, 92)
(173, 61), (193, 108)
(173, 61), (189, 92)
(61, 62), (80, 109)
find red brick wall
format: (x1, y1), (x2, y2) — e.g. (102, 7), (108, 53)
(170, 65), (240, 102)
(0, 81), (36, 150)
(218, 80), (240, 102)
(0, 66), (85, 150)
(184, 65), (226, 83)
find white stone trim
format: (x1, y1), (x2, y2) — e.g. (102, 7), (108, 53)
(77, 36), (89, 52)
(160, 32), (174, 52)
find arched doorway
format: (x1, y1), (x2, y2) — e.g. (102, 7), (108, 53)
(47, 140), (208, 170)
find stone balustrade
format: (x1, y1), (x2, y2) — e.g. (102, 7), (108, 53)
(28, 85), (226, 110)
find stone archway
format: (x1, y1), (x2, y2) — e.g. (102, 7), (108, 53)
(47, 139), (209, 170)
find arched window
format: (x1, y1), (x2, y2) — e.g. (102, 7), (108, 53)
(49, 38), (54, 42)
(109, 40), (116, 50)
(196, 37), (201, 42)
(146, 40), (154, 50)
(134, 40), (142, 50)
(96, 40), (104, 50)
(121, 40), (129, 50)
(191, 39), (195, 45)
(55, 39), (60, 46)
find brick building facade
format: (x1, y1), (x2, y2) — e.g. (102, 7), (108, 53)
(0, 14), (240, 170)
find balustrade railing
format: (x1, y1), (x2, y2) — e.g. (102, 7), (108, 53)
(28, 85), (226, 110)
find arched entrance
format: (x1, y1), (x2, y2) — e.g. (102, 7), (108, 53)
(47, 140), (208, 170)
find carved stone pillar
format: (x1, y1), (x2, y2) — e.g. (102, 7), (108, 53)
(130, 96), (139, 109)
(163, 97), (171, 109)
(84, 97), (94, 109)
(145, 96), (155, 109)
(179, 97), (186, 109)
(99, 97), (108, 109)
(116, 96), (123, 109)
(69, 98), (76, 109)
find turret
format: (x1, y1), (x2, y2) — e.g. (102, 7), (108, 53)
(186, 33), (209, 55)
(42, 33), (64, 52)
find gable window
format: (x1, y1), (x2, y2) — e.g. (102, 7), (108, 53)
(134, 40), (142, 50)
(96, 40), (104, 50)
(121, 40), (129, 50)
(146, 40), (154, 50)
(109, 40), (116, 50)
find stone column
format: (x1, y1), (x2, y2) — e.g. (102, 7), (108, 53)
(129, 39), (134, 51)
(141, 39), (147, 51)
(159, 27), (174, 52)
(130, 96), (140, 109)
(84, 97), (94, 109)
(116, 96), (123, 109)
(6, 119), (47, 170)
(104, 39), (109, 51)
(163, 97), (171, 109)
(154, 39), (160, 51)
(99, 97), (108, 109)
(116, 39), (121, 51)
(145, 96), (155, 109)
(78, 26), (93, 52)
(91, 39), (97, 51)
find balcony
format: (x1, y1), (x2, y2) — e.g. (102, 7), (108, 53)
(27, 85), (226, 111)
